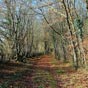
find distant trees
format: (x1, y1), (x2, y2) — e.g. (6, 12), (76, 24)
(0, 0), (88, 69)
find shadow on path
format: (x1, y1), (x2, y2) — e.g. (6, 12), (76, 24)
(0, 55), (75, 88)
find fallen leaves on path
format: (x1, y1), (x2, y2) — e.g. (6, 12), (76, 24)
(0, 55), (88, 88)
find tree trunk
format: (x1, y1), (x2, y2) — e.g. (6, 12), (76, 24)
(62, 0), (79, 70)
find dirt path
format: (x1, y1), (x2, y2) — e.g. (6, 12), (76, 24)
(27, 55), (88, 88)
(1, 55), (88, 88)
(23, 55), (88, 88)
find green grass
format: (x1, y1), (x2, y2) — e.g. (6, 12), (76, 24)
(33, 69), (57, 88)
(56, 69), (65, 74)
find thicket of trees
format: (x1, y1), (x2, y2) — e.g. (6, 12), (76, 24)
(0, 0), (88, 70)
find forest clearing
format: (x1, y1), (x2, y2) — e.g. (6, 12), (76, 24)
(0, 0), (88, 88)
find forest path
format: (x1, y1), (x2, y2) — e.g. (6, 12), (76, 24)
(23, 55), (71, 88)
(0, 55), (88, 88)
(24, 55), (88, 88)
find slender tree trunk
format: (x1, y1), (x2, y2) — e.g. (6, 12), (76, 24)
(62, 0), (79, 70)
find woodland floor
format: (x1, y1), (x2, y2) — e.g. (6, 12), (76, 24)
(0, 55), (88, 88)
